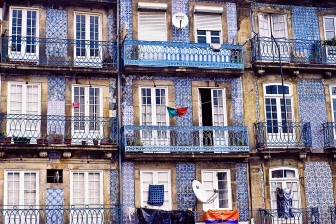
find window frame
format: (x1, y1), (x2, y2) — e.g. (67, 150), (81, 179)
(194, 12), (223, 44)
(263, 83), (294, 127)
(8, 7), (40, 59)
(4, 170), (39, 207)
(323, 16), (336, 40)
(201, 169), (232, 210)
(330, 85), (336, 122)
(258, 13), (288, 38)
(269, 167), (301, 212)
(140, 169), (172, 210)
(139, 86), (169, 126)
(7, 82), (41, 115)
(137, 9), (167, 41)
(70, 170), (103, 205)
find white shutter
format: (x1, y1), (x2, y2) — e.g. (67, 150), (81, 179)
(195, 13), (222, 31)
(258, 13), (271, 37)
(138, 11), (167, 41)
(271, 14), (287, 38)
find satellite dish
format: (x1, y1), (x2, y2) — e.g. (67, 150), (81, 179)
(172, 12), (188, 29)
(192, 180), (218, 204)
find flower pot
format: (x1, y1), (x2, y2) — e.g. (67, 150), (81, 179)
(52, 138), (62, 144)
(100, 139), (113, 145)
(64, 138), (72, 145)
(82, 140), (86, 146)
(0, 137), (11, 145)
(37, 138), (48, 145)
(13, 137), (31, 144)
(93, 140), (99, 146)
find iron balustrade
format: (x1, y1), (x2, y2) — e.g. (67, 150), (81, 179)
(0, 204), (122, 224)
(259, 208), (320, 224)
(331, 206), (336, 224)
(1, 36), (117, 69)
(123, 40), (244, 69)
(255, 122), (312, 148)
(322, 122), (336, 148)
(0, 114), (118, 145)
(251, 35), (336, 64)
(122, 125), (249, 153)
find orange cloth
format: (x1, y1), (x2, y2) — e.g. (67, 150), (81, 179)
(204, 210), (239, 221)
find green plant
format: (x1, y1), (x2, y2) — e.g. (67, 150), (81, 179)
(94, 135), (100, 140)
(325, 37), (336, 46)
(308, 52), (321, 63)
(0, 131), (6, 137)
(64, 130), (71, 139)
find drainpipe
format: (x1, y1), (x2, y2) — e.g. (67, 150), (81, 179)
(271, 35), (287, 132)
(116, 0), (123, 222)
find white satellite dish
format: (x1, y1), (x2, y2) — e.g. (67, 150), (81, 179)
(192, 180), (218, 204)
(172, 12), (188, 29)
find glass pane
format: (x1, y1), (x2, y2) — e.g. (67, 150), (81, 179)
(271, 169), (283, 178)
(325, 18), (335, 32)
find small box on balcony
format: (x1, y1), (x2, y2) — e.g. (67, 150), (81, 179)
(72, 102), (80, 108)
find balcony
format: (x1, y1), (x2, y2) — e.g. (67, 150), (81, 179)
(0, 114), (118, 145)
(0, 204), (121, 224)
(259, 208), (320, 224)
(322, 122), (336, 149)
(251, 36), (336, 67)
(1, 36), (117, 73)
(122, 40), (244, 70)
(122, 125), (249, 153)
(255, 122), (312, 149)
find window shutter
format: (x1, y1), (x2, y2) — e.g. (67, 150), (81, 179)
(138, 11), (167, 41)
(258, 13), (270, 37)
(271, 14), (287, 38)
(195, 13), (222, 31)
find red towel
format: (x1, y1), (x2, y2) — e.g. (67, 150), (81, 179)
(176, 107), (188, 116)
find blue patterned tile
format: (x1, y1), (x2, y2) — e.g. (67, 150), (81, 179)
(122, 162), (135, 223)
(48, 76), (66, 101)
(46, 188), (64, 224)
(176, 163), (196, 210)
(236, 163), (249, 221)
(305, 162), (334, 224)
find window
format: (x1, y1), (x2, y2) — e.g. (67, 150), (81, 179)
(324, 16), (336, 40)
(72, 85), (103, 141)
(4, 170), (39, 207)
(137, 2), (167, 41)
(201, 170), (232, 210)
(74, 13), (102, 67)
(258, 13), (287, 38)
(140, 170), (171, 210)
(195, 13), (222, 44)
(330, 86), (336, 122)
(7, 82), (41, 137)
(139, 87), (168, 146)
(264, 84), (293, 135)
(70, 171), (103, 205)
(9, 7), (39, 60)
(269, 168), (301, 220)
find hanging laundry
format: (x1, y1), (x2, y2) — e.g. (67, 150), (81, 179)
(167, 107), (188, 118)
(276, 187), (294, 219)
(148, 185), (164, 206)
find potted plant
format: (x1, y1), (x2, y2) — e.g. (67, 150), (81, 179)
(64, 131), (72, 145)
(13, 136), (31, 144)
(37, 134), (48, 145)
(325, 37), (336, 46)
(100, 135), (114, 145)
(49, 133), (63, 144)
(93, 136), (99, 146)
(308, 52), (321, 64)
(81, 140), (87, 146)
(0, 131), (11, 145)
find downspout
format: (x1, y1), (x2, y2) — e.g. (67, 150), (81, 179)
(116, 0), (123, 222)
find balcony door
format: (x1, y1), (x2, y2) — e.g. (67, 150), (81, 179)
(72, 86), (102, 143)
(198, 88), (227, 149)
(269, 168), (301, 223)
(4, 171), (39, 224)
(74, 13), (102, 68)
(324, 16), (336, 64)
(9, 8), (39, 63)
(264, 84), (293, 147)
(7, 83), (41, 139)
(140, 87), (169, 149)
(258, 13), (289, 61)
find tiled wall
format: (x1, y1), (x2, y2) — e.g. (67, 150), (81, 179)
(176, 163), (196, 210)
(236, 163), (249, 221)
(304, 162), (334, 224)
(298, 79), (327, 150)
(46, 188), (64, 223)
(122, 162), (135, 223)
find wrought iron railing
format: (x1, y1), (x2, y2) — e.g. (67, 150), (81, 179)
(251, 35), (336, 64)
(0, 204), (122, 224)
(0, 114), (118, 145)
(331, 206), (336, 223)
(123, 40), (244, 69)
(122, 125), (249, 153)
(255, 122), (312, 148)
(1, 36), (117, 69)
(323, 122), (336, 148)
(259, 208), (320, 224)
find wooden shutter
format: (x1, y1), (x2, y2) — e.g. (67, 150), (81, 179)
(271, 14), (287, 38)
(258, 13), (271, 37)
(138, 11), (167, 41)
(194, 13), (222, 31)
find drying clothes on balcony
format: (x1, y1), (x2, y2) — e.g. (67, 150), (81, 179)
(204, 210), (238, 224)
(137, 208), (195, 224)
(148, 184), (164, 206)
(167, 107), (188, 118)
(276, 187), (294, 219)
